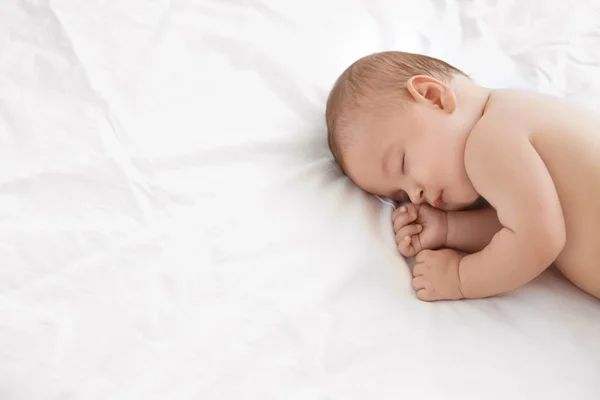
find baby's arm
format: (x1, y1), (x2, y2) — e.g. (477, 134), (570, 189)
(458, 116), (566, 299)
(445, 207), (502, 254)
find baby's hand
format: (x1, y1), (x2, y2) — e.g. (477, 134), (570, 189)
(412, 249), (464, 301)
(392, 203), (447, 257)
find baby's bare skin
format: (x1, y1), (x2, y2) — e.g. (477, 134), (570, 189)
(392, 89), (600, 300)
(392, 90), (600, 298)
(486, 90), (600, 298)
(328, 51), (600, 301)
(340, 77), (600, 301)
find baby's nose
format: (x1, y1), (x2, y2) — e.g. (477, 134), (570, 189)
(410, 188), (425, 204)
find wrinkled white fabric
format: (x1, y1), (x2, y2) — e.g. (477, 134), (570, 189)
(1, 0), (600, 398)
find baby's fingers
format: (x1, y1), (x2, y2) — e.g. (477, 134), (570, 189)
(392, 207), (418, 233)
(396, 224), (422, 257)
(397, 235), (416, 257)
(396, 224), (422, 244)
(392, 203), (416, 220)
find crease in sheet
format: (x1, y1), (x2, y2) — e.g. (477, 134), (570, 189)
(30, 2), (163, 229)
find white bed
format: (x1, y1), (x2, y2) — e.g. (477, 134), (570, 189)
(1, 0), (600, 398)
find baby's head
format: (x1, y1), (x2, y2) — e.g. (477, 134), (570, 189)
(326, 51), (487, 211)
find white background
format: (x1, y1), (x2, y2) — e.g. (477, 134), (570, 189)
(1, 0), (600, 398)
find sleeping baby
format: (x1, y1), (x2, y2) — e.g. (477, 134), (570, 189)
(325, 51), (600, 301)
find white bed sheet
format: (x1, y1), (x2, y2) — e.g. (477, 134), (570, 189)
(1, 0), (600, 398)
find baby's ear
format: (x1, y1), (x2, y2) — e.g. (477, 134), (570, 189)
(406, 75), (456, 113)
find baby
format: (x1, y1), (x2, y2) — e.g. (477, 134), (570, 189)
(326, 51), (600, 302)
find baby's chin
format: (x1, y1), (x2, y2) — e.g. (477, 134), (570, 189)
(450, 196), (487, 211)
(441, 203), (465, 212)
(443, 195), (483, 211)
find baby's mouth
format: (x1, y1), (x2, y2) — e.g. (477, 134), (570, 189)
(432, 192), (444, 208)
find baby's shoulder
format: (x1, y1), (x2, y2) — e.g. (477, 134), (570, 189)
(482, 89), (545, 122)
(477, 88), (600, 145)
(466, 89), (545, 146)
(463, 91), (535, 172)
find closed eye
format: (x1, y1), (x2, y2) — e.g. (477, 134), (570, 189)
(401, 152), (405, 174)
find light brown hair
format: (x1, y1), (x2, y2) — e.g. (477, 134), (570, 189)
(325, 51), (467, 172)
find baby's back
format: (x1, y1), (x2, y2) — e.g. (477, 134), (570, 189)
(488, 90), (600, 296)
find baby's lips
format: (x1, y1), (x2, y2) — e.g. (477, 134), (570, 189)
(432, 193), (444, 208)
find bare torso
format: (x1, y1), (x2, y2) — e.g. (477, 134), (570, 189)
(486, 90), (600, 297)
